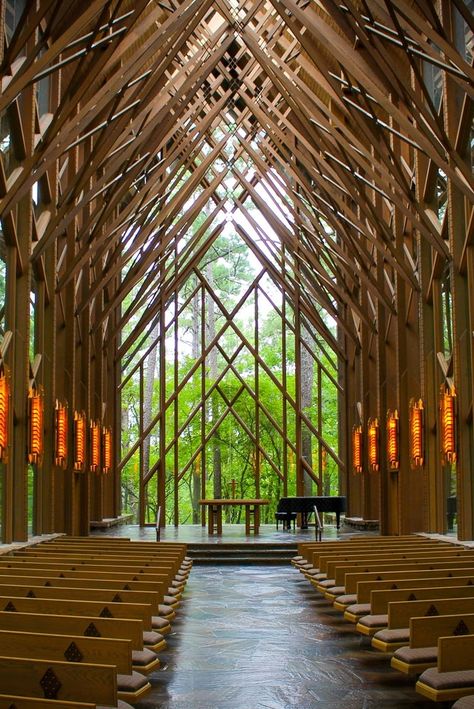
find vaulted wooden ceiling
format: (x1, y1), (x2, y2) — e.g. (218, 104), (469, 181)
(1, 0), (473, 360)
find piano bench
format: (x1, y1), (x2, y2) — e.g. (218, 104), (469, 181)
(275, 512), (297, 530)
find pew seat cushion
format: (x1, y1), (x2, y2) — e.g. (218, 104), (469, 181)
(317, 579), (334, 589)
(325, 585), (345, 597)
(357, 613), (388, 629)
(373, 628), (409, 644)
(453, 696), (474, 708)
(305, 568), (322, 577)
(345, 602), (371, 617)
(418, 668), (474, 691)
(144, 629), (166, 645)
(158, 603), (174, 617)
(152, 616), (171, 632)
(132, 648), (160, 667)
(393, 645), (437, 666)
(117, 670), (150, 693)
(97, 701), (134, 709)
(334, 594), (357, 607)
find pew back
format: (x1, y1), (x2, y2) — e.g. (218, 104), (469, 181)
(410, 612), (474, 648)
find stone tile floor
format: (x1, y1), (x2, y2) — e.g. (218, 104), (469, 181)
(135, 565), (436, 709)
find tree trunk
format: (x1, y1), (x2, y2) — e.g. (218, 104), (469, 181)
(191, 278), (201, 522)
(206, 263), (222, 498)
(143, 321), (159, 521)
(301, 325), (314, 495)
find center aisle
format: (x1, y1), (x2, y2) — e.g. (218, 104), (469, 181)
(136, 565), (434, 709)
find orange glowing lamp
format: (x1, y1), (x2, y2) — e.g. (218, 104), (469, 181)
(102, 427), (112, 473)
(55, 401), (68, 468)
(387, 410), (399, 471)
(368, 417), (379, 472)
(90, 420), (101, 472)
(0, 368), (9, 462)
(28, 388), (44, 464)
(440, 385), (456, 464)
(73, 411), (86, 471)
(409, 398), (424, 468)
(352, 425), (363, 474)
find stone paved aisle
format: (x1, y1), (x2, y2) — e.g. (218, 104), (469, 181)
(135, 565), (435, 709)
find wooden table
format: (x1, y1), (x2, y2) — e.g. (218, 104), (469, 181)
(199, 499), (269, 535)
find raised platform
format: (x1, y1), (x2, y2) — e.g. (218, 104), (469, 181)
(187, 542), (298, 564)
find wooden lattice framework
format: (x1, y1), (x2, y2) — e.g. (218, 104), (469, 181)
(0, 0), (471, 540)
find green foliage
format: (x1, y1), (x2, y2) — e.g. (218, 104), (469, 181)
(120, 225), (340, 526)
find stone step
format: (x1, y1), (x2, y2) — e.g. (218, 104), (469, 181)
(187, 542), (297, 565)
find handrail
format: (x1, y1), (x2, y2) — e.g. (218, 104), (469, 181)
(313, 505), (323, 541)
(155, 506), (161, 542)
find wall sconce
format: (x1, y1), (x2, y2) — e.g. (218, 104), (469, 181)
(102, 427), (112, 473)
(28, 388), (44, 464)
(368, 417), (379, 472)
(440, 385), (456, 464)
(73, 411), (86, 472)
(0, 367), (9, 462)
(55, 401), (68, 468)
(352, 425), (363, 473)
(386, 409), (399, 471)
(90, 420), (101, 472)
(409, 398), (424, 468)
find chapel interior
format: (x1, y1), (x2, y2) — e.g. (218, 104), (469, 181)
(0, 0), (472, 707)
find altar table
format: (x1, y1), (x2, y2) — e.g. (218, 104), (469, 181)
(199, 498), (269, 535)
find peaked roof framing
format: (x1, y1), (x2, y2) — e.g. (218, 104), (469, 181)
(0, 0), (472, 360)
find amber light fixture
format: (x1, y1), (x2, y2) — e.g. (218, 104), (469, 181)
(352, 425), (363, 474)
(102, 427), (112, 473)
(73, 411), (86, 471)
(0, 367), (9, 462)
(409, 398), (424, 468)
(368, 417), (380, 472)
(386, 409), (399, 471)
(440, 385), (457, 464)
(90, 420), (101, 472)
(28, 388), (44, 464)
(55, 401), (68, 468)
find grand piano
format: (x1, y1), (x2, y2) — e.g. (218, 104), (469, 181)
(277, 496), (346, 529)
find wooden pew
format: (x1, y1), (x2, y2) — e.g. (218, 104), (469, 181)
(293, 535), (438, 563)
(294, 537), (441, 569)
(12, 550), (185, 579)
(0, 558), (186, 597)
(417, 635), (474, 702)
(310, 546), (469, 581)
(0, 656), (123, 707)
(0, 630), (150, 702)
(0, 611), (160, 673)
(350, 583), (474, 634)
(29, 541), (189, 563)
(320, 562), (474, 601)
(0, 696), (95, 708)
(0, 595), (166, 649)
(319, 552), (474, 591)
(391, 610), (474, 675)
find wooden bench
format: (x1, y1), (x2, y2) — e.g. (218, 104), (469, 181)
(293, 535), (438, 563)
(320, 561), (474, 601)
(310, 547), (469, 582)
(0, 696), (95, 708)
(294, 537), (440, 568)
(0, 630), (150, 702)
(417, 634), (474, 702)
(0, 595), (166, 649)
(0, 656), (125, 707)
(351, 583), (474, 637)
(12, 550), (185, 579)
(0, 611), (160, 673)
(390, 610), (474, 675)
(0, 557), (185, 597)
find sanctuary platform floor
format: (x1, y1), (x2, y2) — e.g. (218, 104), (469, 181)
(134, 564), (434, 709)
(91, 522), (346, 543)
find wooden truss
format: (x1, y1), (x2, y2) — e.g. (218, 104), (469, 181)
(0, 0), (472, 539)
